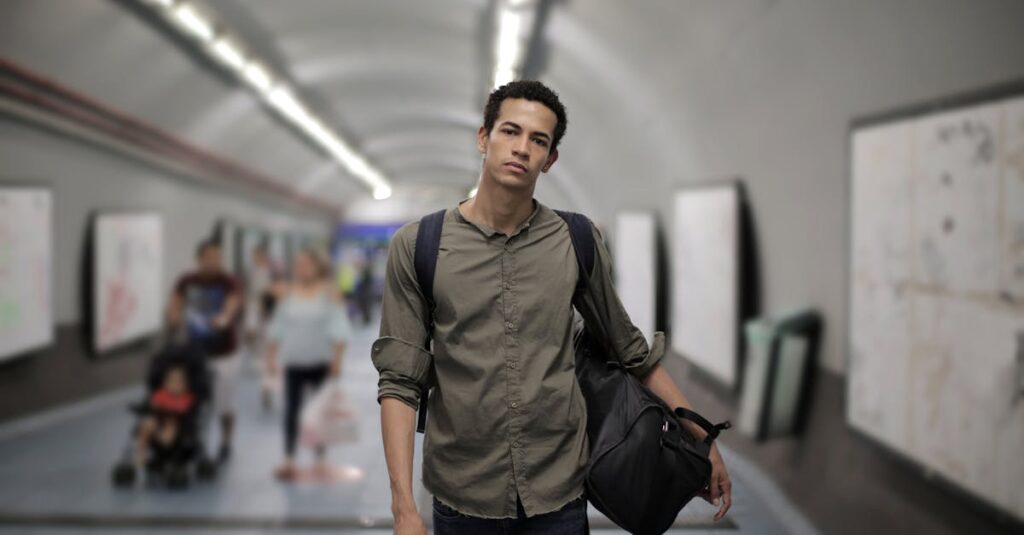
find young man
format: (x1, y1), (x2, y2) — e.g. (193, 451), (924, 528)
(168, 239), (242, 463)
(374, 81), (732, 535)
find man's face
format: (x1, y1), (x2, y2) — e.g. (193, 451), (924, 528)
(477, 98), (559, 192)
(198, 246), (223, 274)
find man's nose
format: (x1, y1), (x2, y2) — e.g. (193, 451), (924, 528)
(512, 136), (530, 159)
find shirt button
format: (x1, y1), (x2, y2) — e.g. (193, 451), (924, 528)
(504, 282), (511, 290)
(507, 361), (516, 369)
(510, 401), (518, 408)
(512, 441), (521, 448)
(506, 322), (514, 329)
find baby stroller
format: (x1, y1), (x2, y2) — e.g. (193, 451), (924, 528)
(111, 343), (217, 489)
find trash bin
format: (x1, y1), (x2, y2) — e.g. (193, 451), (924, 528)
(737, 310), (821, 440)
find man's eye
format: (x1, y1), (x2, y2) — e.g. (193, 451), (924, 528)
(533, 139), (548, 147)
(502, 128), (516, 135)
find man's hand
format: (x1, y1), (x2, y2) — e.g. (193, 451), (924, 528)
(641, 364), (733, 521)
(699, 444), (732, 521)
(393, 510), (427, 535)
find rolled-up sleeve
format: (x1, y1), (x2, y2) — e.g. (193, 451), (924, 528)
(372, 222), (434, 410)
(576, 223), (665, 379)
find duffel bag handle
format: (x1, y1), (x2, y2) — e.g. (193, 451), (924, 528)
(674, 407), (732, 445)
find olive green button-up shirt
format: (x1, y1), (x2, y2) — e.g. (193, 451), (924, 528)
(372, 199), (665, 519)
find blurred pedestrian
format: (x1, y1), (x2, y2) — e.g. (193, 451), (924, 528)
(353, 257), (375, 326)
(242, 244), (281, 410)
(167, 239), (242, 463)
(264, 248), (353, 480)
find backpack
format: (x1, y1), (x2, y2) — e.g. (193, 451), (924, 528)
(412, 207), (730, 534)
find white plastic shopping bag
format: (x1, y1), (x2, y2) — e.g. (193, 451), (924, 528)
(299, 380), (358, 448)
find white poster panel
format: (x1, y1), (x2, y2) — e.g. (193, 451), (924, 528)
(0, 187), (52, 361)
(672, 185), (739, 387)
(94, 212), (164, 353)
(849, 93), (1024, 520)
(614, 212), (656, 344)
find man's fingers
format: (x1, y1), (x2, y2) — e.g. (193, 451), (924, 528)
(714, 480), (733, 521)
(708, 478), (721, 501)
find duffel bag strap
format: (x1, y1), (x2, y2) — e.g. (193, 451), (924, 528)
(674, 407), (732, 445)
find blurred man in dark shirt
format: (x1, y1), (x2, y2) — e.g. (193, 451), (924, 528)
(168, 239), (242, 462)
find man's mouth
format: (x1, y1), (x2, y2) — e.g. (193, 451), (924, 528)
(503, 162), (528, 173)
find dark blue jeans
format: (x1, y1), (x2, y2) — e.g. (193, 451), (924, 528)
(432, 494), (589, 534)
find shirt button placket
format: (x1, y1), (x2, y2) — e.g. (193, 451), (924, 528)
(502, 238), (526, 503)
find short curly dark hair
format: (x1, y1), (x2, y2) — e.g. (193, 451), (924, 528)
(483, 80), (568, 151)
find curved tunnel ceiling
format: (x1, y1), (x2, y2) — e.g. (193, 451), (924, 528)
(1, 0), (700, 220)
(207, 0), (611, 214)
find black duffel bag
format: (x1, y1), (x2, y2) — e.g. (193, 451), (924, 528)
(573, 325), (731, 534)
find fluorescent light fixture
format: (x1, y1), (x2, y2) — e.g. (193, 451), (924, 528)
(243, 62), (273, 92)
(346, 156), (371, 178)
(307, 121), (340, 150)
(492, 6), (527, 88)
(267, 88), (388, 191)
(497, 10), (523, 61)
(267, 85), (307, 122)
(173, 3), (214, 42)
(211, 38), (244, 70)
(493, 67), (516, 88)
(294, 113), (326, 142)
(136, 0), (393, 200)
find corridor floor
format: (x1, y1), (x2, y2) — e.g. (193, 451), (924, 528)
(0, 319), (817, 535)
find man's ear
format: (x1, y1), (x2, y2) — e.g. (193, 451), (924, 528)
(541, 148), (559, 173)
(477, 126), (489, 155)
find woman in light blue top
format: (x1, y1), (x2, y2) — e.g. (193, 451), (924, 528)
(265, 248), (352, 480)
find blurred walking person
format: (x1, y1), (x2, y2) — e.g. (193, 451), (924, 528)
(353, 257), (376, 326)
(167, 239), (242, 463)
(242, 244), (281, 410)
(264, 248), (353, 480)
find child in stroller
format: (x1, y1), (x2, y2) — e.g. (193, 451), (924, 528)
(111, 344), (217, 489)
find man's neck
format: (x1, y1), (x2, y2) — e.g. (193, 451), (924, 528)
(461, 177), (535, 236)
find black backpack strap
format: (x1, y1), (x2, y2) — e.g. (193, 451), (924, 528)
(414, 209), (446, 312)
(554, 210), (596, 299)
(412, 209), (446, 433)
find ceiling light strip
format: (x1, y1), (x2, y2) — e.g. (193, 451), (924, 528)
(135, 0), (392, 199)
(491, 0), (539, 89)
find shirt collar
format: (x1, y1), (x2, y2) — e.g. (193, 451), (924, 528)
(454, 198), (541, 238)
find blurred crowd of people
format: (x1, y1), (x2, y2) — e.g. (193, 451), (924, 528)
(132, 237), (369, 484)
